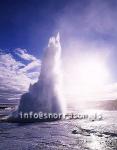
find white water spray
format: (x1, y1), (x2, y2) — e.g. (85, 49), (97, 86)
(10, 33), (66, 121)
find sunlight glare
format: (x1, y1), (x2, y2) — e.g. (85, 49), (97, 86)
(64, 54), (110, 101)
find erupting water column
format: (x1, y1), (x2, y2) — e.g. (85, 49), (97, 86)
(10, 33), (66, 122)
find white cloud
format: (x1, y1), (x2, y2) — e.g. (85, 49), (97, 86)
(15, 48), (41, 80)
(15, 48), (39, 61)
(20, 60), (41, 73)
(0, 50), (41, 102)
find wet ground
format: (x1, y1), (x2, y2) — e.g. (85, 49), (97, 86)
(0, 110), (117, 150)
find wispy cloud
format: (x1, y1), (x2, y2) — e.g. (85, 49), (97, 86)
(0, 49), (41, 102)
(15, 48), (41, 81)
(15, 48), (38, 61)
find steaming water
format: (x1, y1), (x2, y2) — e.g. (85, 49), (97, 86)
(11, 33), (65, 120)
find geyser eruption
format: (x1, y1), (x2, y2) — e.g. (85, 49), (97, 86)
(10, 33), (66, 122)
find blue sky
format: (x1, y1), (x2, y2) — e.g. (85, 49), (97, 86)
(0, 0), (70, 55)
(1, 0), (117, 102)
